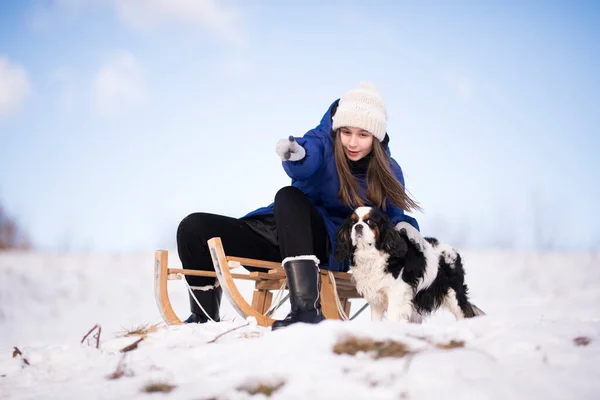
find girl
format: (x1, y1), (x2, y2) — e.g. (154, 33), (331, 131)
(176, 82), (424, 330)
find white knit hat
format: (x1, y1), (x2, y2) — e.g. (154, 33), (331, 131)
(331, 81), (388, 142)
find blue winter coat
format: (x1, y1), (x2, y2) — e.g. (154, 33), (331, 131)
(242, 99), (420, 272)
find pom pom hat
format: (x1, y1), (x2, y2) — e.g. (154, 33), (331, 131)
(331, 82), (388, 142)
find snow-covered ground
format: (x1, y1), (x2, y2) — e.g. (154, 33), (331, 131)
(1, 248), (599, 399)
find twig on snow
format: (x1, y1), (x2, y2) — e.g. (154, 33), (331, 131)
(81, 324), (102, 348)
(207, 322), (250, 343)
(12, 347), (30, 366)
(120, 338), (144, 353)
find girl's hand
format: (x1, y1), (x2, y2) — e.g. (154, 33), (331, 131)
(276, 136), (306, 161)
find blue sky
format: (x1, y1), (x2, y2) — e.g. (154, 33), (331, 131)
(0, 0), (599, 253)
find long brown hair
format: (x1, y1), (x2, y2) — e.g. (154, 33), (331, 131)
(333, 129), (422, 213)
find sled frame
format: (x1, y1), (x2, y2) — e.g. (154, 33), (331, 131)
(154, 237), (362, 327)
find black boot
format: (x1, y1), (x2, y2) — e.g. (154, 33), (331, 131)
(184, 285), (222, 323)
(271, 256), (325, 330)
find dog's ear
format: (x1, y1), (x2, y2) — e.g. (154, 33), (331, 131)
(379, 220), (408, 258)
(334, 217), (354, 261)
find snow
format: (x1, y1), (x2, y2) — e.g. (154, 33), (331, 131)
(1, 249), (599, 399)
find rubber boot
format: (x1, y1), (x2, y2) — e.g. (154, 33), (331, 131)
(184, 285), (222, 323)
(271, 256), (325, 330)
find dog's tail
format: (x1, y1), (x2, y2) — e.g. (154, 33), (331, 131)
(464, 303), (486, 318)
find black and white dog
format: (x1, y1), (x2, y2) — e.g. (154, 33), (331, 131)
(334, 206), (485, 323)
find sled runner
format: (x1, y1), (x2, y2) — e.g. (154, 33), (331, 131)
(154, 237), (363, 327)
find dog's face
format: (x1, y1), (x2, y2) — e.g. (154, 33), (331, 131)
(334, 206), (408, 262)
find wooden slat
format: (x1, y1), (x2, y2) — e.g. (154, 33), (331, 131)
(251, 271), (286, 280)
(327, 270), (354, 282)
(343, 299), (352, 316)
(251, 290), (273, 315)
(227, 256), (282, 270)
(208, 237), (276, 327)
(329, 278), (355, 287)
(320, 272), (341, 319)
(337, 289), (362, 299)
(168, 268), (260, 281)
(256, 280), (288, 290)
(154, 250), (183, 326)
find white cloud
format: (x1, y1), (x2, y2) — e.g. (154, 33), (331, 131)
(0, 56), (31, 118)
(109, 0), (246, 47)
(29, 1), (246, 46)
(92, 51), (146, 115)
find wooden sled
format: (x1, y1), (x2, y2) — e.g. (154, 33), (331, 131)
(154, 237), (362, 327)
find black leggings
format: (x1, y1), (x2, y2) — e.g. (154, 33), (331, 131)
(176, 186), (329, 287)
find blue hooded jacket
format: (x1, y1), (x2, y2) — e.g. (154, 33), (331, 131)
(242, 99), (420, 272)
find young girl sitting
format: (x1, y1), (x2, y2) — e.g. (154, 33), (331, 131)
(176, 82), (424, 330)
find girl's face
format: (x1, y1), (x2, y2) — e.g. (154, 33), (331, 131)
(339, 127), (374, 161)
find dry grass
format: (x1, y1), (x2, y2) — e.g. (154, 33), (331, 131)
(118, 323), (161, 338)
(142, 381), (176, 394)
(435, 339), (465, 350)
(334, 335), (469, 360)
(406, 334), (467, 350)
(237, 381), (285, 397)
(573, 336), (591, 347)
(333, 336), (413, 359)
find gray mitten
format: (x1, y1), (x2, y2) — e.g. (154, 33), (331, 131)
(395, 222), (427, 252)
(275, 136), (306, 161)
